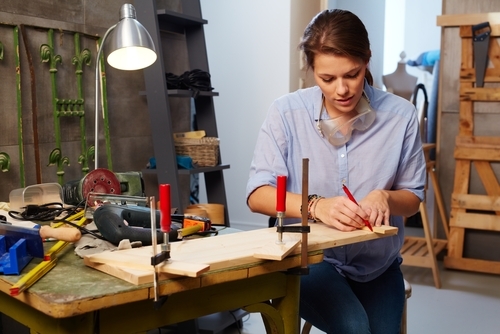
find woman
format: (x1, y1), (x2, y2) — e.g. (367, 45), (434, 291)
(246, 9), (426, 334)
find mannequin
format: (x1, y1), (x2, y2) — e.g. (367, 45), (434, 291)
(383, 51), (418, 101)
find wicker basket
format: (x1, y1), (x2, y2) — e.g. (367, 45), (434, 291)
(174, 137), (220, 167)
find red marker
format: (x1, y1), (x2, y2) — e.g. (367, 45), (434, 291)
(159, 184), (171, 233)
(342, 184), (373, 232)
(276, 175), (287, 212)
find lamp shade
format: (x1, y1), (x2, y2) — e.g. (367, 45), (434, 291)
(106, 4), (157, 70)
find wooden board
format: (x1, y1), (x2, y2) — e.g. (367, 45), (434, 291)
(253, 239), (301, 261)
(437, 13), (500, 26)
(84, 224), (397, 284)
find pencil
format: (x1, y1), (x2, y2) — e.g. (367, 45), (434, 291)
(342, 184), (373, 232)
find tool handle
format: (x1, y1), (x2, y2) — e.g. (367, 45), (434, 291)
(159, 184), (171, 232)
(177, 224), (202, 239)
(39, 225), (82, 242)
(276, 175), (287, 212)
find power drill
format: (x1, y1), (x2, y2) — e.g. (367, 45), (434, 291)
(92, 204), (211, 246)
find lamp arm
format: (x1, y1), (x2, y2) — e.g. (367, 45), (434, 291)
(94, 23), (117, 169)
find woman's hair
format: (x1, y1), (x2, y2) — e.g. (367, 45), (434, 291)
(299, 9), (373, 85)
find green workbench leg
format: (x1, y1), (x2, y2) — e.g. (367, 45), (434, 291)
(244, 274), (301, 334)
(273, 274), (301, 334)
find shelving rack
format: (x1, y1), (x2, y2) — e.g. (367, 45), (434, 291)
(135, 0), (230, 226)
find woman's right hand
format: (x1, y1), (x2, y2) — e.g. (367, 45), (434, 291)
(314, 196), (368, 231)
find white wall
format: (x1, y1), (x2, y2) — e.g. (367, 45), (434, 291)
(331, 0), (386, 89)
(200, 1), (292, 229)
(200, 0), (442, 230)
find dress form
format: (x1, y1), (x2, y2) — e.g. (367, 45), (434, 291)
(383, 52), (418, 101)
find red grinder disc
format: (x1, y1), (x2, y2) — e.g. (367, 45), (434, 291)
(81, 168), (122, 201)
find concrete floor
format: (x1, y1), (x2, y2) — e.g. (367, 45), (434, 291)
(220, 260), (500, 334)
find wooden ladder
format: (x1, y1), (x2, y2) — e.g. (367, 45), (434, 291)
(443, 23), (500, 275)
(401, 144), (449, 289)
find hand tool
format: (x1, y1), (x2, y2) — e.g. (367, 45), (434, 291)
(9, 212), (86, 296)
(62, 168), (144, 205)
(92, 204), (186, 245)
(150, 184), (171, 308)
(92, 202), (212, 244)
(342, 184), (373, 232)
(299, 158), (309, 273)
(149, 196), (160, 303)
(472, 22), (491, 88)
(272, 161), (310, 274)
(176, 224), (203, 239)
(276, 175), (286, 244)
(1, 219), (82, 275)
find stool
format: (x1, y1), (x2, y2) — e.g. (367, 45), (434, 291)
(301, 279), (412, 334)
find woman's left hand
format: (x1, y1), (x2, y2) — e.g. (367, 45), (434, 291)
(359, 189), (391, 226)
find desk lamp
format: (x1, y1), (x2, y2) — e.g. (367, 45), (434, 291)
(94, 3), (157, 168)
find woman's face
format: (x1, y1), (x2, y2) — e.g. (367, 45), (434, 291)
(313, 53), (367, 117)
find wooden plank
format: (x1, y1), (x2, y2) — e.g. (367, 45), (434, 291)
(84, 254), (210, 277)
(489, 38), (500, 68)
(253, 239), (301, 261)
(453, 212), (500, 232)
(459, 24), (500, 37)
(446, 226), (466, 260)
(456, 136), (500, 148)
(474, 161), (500, 215)
(459, 100), (473, 138)
(452, 193), (500, 211)
(460, 87), (500, 101)
(437, 13), (500, 27)
(454, 147), (500, 161)
(454, 137), (500, 162)
(475, 161), (500, 193)
(85, 224), (397, 282)
(448, 158), (471, 259)
(460, 68), (500, 83)
(444, 256), (500, 275)
(82, 259), (203, 286)
(249, 252), (323, 277)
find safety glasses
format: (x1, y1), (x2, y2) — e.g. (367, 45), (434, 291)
(317, 93), (376, 146)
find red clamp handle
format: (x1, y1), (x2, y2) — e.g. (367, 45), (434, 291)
(276, 175), (287, 212)
(159, 184), (171, 232)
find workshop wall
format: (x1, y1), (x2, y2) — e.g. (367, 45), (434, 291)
(0, 1), (188, 202)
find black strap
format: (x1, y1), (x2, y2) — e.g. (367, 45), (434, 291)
(165, 69), (214, 97)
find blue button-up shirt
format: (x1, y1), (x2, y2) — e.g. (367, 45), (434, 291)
(246, 82), (426, 282)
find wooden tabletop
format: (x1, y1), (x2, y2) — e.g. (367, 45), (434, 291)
(0, 223), (397, 319)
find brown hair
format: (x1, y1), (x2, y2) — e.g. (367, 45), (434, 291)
(299, 9), (373, 85)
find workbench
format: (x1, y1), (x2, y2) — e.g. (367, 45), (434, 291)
(0, 224), (397, 334)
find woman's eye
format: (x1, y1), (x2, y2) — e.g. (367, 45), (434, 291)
(345, 72), (360, 79)
(322, 77), (333, 83)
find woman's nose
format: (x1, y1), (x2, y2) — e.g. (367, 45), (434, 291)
(336, 80), (349, 95)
